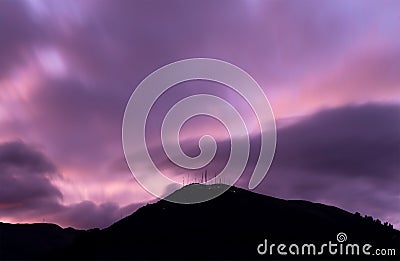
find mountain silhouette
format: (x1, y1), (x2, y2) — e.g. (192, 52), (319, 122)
(1, 184), (399, 260)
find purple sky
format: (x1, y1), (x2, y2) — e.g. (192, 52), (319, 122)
(0, 0), (399, 229)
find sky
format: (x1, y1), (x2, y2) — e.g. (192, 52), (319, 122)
(0, 0), (399, 229)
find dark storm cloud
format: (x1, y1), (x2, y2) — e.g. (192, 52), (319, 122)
(0, 140), (56, 174)
(274, 103), (400, 178)
(0, 140), (62, 208)
(251, 103), (400, 225)
(0, 140), (143, 229)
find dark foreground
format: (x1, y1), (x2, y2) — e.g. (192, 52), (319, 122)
(1, 184), (399, 260)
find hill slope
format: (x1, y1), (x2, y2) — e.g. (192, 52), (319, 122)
(1, 184), (399, 259)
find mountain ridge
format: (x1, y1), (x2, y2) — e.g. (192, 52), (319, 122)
(1, 184), (399, 260)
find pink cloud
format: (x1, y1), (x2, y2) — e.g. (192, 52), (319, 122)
(0, 0), (399, 229)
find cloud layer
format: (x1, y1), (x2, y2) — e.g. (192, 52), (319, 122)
(0, 140), (141, 229)
(255, 103), (400, 228)
(0, 0), (399, 229)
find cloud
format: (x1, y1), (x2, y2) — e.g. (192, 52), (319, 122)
(0, 0), (399, 229)
(50, 201), (142, 230)
(274, 103), (400, 178)
(0, 140), (62, 213)
(0, 1), (34, 78)
(251, 103), (400, 227)
(0, 140), (143, 229)
(28, 78), (125, 173)
(147, 102), (400, 228)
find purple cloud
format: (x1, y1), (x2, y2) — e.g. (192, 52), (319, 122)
(0, 140), (61, 210)
(0, 0), (399, 229)
(135, 102), (400, 230)
(0, 140), (143, 229)
(253, 103), (400, 228)
(50, 200), (142, 230)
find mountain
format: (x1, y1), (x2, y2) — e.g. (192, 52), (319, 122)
(0, 222), (82, 259)
(1, 184), (399, 260)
